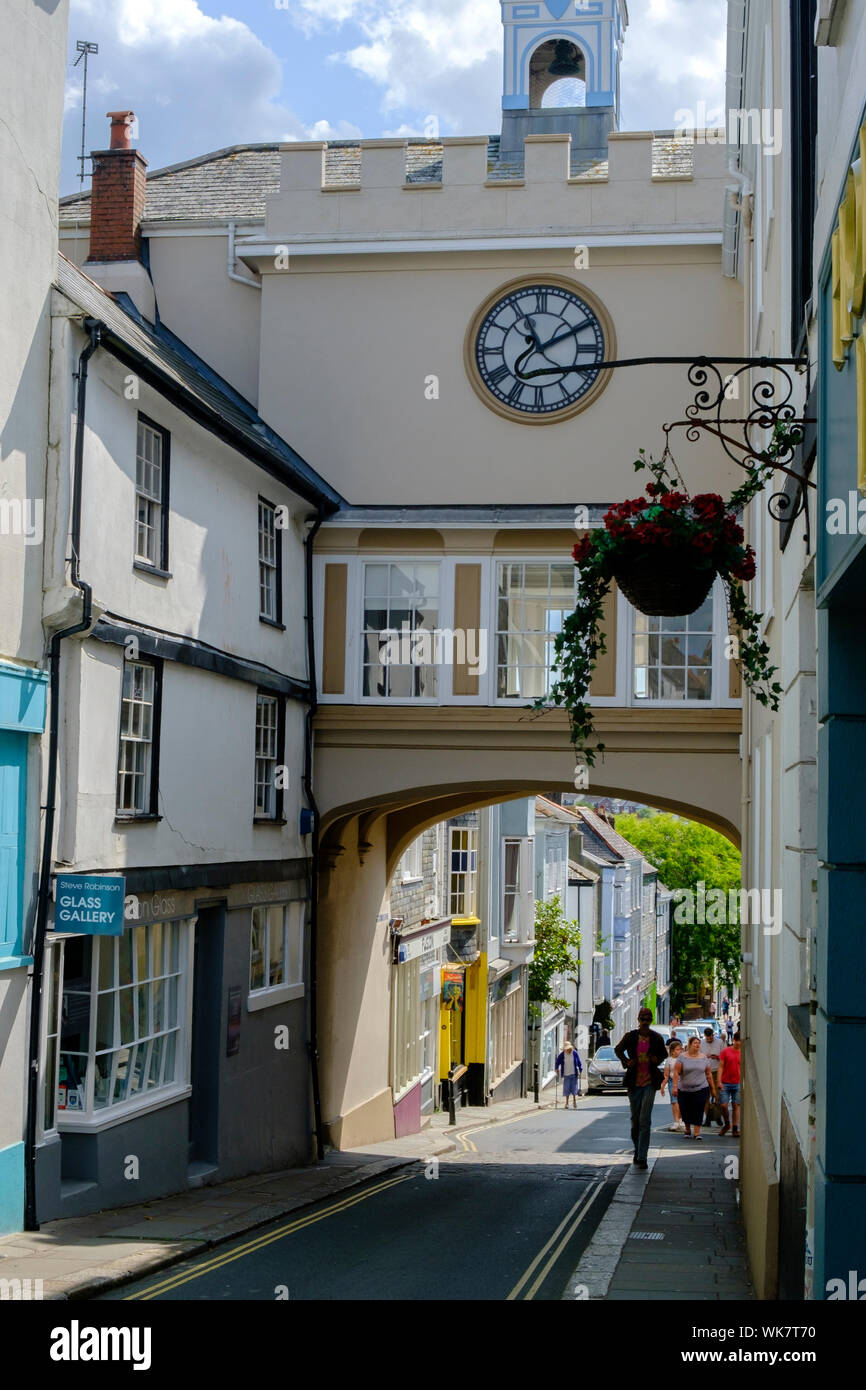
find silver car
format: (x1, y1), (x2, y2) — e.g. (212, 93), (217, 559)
(586, 1045), (627, 1094)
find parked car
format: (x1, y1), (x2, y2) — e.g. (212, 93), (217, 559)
(661, 1025), (700, 1046)
(693, 1018), (724, 1039)
(586, 1045), (627, 1094)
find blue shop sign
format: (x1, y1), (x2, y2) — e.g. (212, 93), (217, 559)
(53, 875), (126, 935)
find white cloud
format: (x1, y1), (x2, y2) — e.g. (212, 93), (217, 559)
(292, 0), (502, 133)
(292, 0), (726, 137)
(61, 0), (353, 188)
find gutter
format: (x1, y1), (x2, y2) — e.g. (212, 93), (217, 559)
(227, 222), (261, 291)
(24, 321), (102, 1230)
(303, 512), (326, 1161)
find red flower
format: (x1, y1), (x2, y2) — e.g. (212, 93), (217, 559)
(731, 549), (756, 582)
(572, 536), (593, 564)
(693, 493), (726, 521)
(659, 491), (688, 510)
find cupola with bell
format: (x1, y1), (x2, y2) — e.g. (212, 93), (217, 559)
(499, 0), (629, 162)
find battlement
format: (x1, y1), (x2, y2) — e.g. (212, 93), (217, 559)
(263, 131), (729, 242)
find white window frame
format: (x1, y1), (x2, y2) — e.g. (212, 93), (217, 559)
(135, 418), (166, 569)
(391, 956), (423, 1101)
(38, 936), (65, 1139)
(493, 558), (578, 704)
(116, 658), (158, 818)
(254, 692), (281, 820)
(258, 499), (280, 623)
(399, 835), (424, 883)
(359, 558), (444, 703)
(502, 838), (522, 943)
(248, 901), (305, 1011)
(629, 582), (724, 707)
(52, 918), (195, 1132)
(449, 826), (478, 916)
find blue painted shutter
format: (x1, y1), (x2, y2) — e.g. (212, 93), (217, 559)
(0, 731), (27, 957)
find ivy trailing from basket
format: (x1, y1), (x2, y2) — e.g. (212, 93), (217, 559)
(537, 432), (799, 765)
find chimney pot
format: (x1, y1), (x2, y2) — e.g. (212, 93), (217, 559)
(107, 110), (136, 151)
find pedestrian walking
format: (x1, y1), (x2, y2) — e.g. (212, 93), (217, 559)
(700, 1027), (724, 1127)
(614, 1007), (667, 1169)
(725, 1016), (734, 1044)
(661, 1039), (685, 1131)
(555, 1040), (583, 1109)
(597, 1027), (611, 1047)
(721, 995), (729, 1017)
(673, 1035), (717, 1139)
(718, 1030), (742, 1136)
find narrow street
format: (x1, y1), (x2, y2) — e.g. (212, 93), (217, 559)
(102, 1095), (641, 1302)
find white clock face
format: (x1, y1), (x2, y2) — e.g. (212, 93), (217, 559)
(471, 282), (609, 419)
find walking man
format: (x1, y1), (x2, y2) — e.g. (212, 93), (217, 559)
(718, 1030), (742, 1136)
(700, 1026), (724, 1127)
(614, 1007), (667, 1169)
(555, 1040), (583, 1109)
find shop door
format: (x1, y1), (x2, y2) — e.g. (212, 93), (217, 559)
(188, 903), (224, 1169)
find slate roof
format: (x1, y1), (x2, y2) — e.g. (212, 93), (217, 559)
(58, 134), (697, 226)
(54, 254), (343, 511)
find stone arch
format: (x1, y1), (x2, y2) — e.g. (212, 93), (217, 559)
(524, 34), (592, 109)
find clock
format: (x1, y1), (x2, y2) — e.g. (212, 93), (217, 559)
(465, 277), (615, 424)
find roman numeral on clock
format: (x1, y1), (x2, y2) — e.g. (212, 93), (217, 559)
(534, 289), (548, 313)
(487, 364), (511, 386)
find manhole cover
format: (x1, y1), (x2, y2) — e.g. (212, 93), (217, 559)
(629, 1231), (665, 1241)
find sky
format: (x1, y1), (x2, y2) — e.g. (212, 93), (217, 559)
(60, 0), (728, 195)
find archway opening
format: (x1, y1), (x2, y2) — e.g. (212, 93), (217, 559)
(528, 39), (586, 109)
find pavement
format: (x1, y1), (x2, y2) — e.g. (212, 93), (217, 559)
(0, 1090), (555, 1301)
(564, 1115), (753, 1301)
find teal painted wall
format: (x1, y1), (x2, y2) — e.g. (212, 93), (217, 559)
(0, 1143), (24, 1235)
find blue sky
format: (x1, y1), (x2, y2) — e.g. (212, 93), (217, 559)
(61, 0), (727, 195)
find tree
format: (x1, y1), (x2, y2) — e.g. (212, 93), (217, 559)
(614, 812), (741, 1013)
(528, 896), (582, 1018)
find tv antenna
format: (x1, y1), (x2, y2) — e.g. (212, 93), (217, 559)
(74, 40), (99, 198)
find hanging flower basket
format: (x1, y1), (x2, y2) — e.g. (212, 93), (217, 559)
(610, 545), (715, 618)
(535, 444), (791, 765)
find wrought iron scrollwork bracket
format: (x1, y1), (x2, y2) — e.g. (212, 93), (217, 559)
(589, 354), (814, 534)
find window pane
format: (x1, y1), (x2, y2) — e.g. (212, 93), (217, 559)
(163, 1031), (177, 1084)
(118, 931), (134, 986)
(150, 922), (164, 977)
(148, 1035), (164, 1089)
(43, 1038), (57, 1130)
(113, 1047), (132, 1103)
(152, 980), (164, 1033)
(137, 984), (150, 1038)
(251, 908), (266, 990)
(96, 992), (115, 1052)
(269, 909), (285, 986)
(93, 1053), (112, 1109)
(118, 987), (135, 1045)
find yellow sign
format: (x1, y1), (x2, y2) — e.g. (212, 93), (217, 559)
(830, 121), (866, 490)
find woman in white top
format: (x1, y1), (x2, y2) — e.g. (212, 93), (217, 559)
(673, 1036), (717, 1139)
(660, 1040), (685, 1131)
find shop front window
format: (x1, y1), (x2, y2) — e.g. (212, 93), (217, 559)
(50, 919), (192, 1124)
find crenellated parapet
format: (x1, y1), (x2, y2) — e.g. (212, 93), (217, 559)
(263, 131), (729, 242)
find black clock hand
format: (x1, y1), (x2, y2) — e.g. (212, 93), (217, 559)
(539, 318), (593, 353)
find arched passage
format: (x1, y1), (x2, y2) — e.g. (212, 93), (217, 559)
(313, 701), (741, 1148)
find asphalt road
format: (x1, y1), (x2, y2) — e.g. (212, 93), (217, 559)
(102, 1093), (640, 1303)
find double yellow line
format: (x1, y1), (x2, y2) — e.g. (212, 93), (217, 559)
(125, 1173), (411, 1300)
(454, 1107), (547, 1152)
(506, 1179), (605, 1301)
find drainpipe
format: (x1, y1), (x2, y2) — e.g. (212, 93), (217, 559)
(303, 512), (325, 1160)
(227, 222), (261, 291)
(24, 320), (102, 1230)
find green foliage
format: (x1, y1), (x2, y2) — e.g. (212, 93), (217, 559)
(614, 812), (741, 1011)
(528, 896), (581, 1019)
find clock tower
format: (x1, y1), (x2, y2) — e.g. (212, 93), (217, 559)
(499, 0), (629, 163)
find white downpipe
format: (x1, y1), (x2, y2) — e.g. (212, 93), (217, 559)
(227, 221), (261, 290)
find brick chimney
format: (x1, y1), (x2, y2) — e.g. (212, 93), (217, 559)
(86, 111), (147, 263)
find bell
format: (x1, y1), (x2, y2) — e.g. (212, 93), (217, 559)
(547, 40), (581, 77)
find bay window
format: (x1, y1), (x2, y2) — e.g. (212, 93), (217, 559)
(47, 919), (193, 1125)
